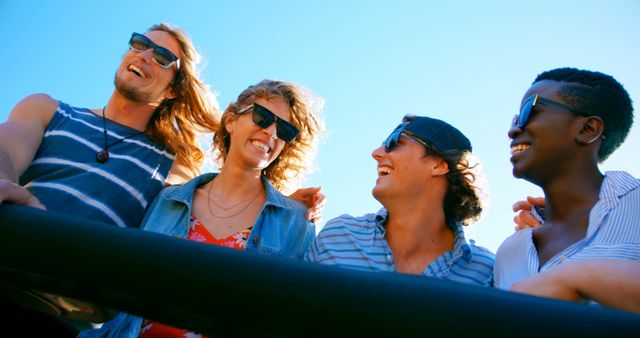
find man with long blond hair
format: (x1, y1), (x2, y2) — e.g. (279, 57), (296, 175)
(0, 23), (219, 229)
(0, 22), (223, 334)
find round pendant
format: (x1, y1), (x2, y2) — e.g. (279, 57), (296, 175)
(96, 150), (109, 163)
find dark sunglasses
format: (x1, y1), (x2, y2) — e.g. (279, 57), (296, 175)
(512, 94), (589, 128)
(129, 33), (180, 70)
(237, 103), (300, 142)
(383, 123), (433, 153)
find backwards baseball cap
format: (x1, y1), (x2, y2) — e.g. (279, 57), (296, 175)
(383, 115), (472, 153)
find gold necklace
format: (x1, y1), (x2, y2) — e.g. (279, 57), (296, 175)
(205, 183), (264, 219)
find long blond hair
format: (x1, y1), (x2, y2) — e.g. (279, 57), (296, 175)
(213, 80), (323, 193)
(145, 23), (220, 176)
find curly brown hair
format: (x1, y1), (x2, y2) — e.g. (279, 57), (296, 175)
(212, 80), (323, 193)
(429, 148), (485, 226)
(144, 23), (221, 177)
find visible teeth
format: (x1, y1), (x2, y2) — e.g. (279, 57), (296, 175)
(251, 140), (270, 153)
(510, 144), (529, 155)
(128, 65), (145, 78)
(378, 167), (393, 176)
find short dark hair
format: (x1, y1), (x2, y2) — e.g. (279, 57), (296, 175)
(533, 67), (634, 161)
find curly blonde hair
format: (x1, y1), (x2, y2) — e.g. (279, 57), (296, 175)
(213, 80), (322, 193)
(145, 23), (221, 176)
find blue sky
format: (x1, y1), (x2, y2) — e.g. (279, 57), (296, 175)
(1, 0), (639, 252)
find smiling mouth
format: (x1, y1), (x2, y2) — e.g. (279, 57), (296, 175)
(251, 140), (271, 154)
(510, 144), (530, 155)
(127, 65), (146, 78)
(377, 167), (393, 177)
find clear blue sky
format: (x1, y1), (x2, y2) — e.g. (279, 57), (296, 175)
(1, 0), (639, 252)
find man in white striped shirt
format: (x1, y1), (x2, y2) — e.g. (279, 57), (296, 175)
(495, 67), (640, 311)
(306, 115), (494, 286)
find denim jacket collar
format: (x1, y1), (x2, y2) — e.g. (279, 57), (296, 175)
(163, 172), (290, 210)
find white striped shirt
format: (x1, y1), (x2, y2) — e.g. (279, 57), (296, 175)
(494, 171), (640, 289)
(305, 209), (495, 286)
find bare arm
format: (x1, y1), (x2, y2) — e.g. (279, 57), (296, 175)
(510, 260), (640, 314)
(0, 94), (57, 207)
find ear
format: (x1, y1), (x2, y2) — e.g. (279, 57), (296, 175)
(225, 114), (236, 135)
(576, 116), (605, 145)
(164, 86), (177, 100)
(431, 157), (450, 177)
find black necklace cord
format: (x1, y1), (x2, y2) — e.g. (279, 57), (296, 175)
(96, 106), (145, 164)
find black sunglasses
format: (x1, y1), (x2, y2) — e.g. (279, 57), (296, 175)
(383, 123), (433, 153)
(129, 33), (180, 70)
(237, 103), (300, 142)
(512, 94), (589, 128)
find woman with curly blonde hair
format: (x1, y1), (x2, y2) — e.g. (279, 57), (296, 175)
(213, 79), (321, 193)
(79, 79), (323, 337)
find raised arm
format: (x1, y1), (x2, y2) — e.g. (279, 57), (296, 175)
(510, 260), (640, 314)
(0, 94), (57, 208)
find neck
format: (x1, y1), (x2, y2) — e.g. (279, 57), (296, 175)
(384, 197), (453, 259)
(540, 166), (604, 222)
(208, 165), (264, 200)
(103, 91), (161, 131)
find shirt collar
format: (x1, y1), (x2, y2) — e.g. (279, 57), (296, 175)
(451, 222), (473, 262)
(600, 171), (640, 207)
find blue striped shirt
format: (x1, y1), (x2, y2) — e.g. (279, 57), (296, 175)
(305, 209), (495, 286)
(494, 171), (640, 289)
(20, 101), (175, 228)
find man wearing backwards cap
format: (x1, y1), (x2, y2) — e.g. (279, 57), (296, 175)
(306, 115), (494, 286)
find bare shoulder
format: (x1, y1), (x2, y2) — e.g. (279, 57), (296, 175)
(7, 93), (59, 125)
(0, 94), (60, 175)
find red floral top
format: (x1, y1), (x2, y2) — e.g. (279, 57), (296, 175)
(139, 214), (252, 338)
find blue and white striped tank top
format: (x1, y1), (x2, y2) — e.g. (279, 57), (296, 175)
(20, 101), (175, 228)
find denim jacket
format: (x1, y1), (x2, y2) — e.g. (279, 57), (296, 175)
(78, 173), (315, 337)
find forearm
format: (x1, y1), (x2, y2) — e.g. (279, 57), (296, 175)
(570, 260), (640, 313)
(0, 147), (19, 182)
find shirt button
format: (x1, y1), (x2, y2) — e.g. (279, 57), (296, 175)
(386, 255), (392, 262)
(252, 237), (260, 245)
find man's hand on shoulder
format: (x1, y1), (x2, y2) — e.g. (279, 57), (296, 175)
(289, 186), (325, 223)
(512, 196), (545, 231)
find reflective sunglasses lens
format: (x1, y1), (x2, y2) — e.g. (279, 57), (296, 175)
(152, 48), (175, 67)
(516, 96), (535, 128)
(384, 129), (401, 152)
(129, 34), (151, 51)
(511, 114), (520, 128)
(275, 121), (299, 142)
(252, 105), (275, 129)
